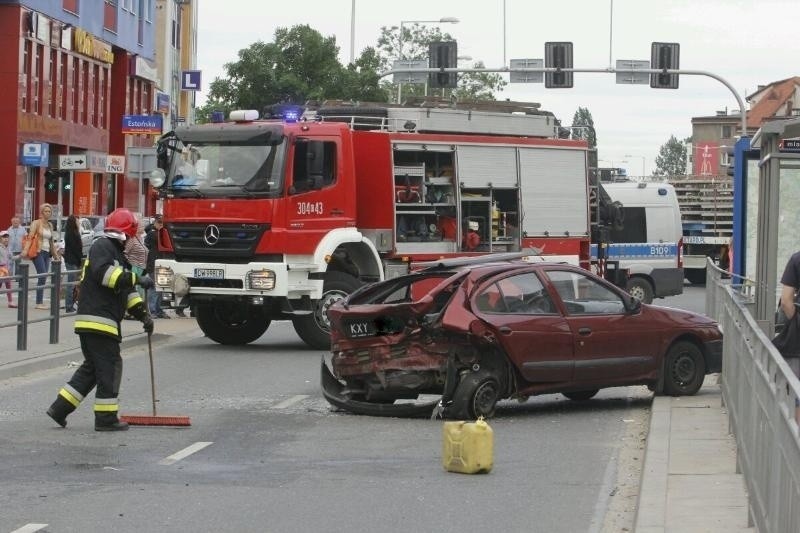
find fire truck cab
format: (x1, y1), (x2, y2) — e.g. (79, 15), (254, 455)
(151, 103), (592, 349)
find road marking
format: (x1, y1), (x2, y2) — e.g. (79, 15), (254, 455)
(158, 441), (213, 466)
(11, 525), (49, 533)
(272, 394), (309, 409)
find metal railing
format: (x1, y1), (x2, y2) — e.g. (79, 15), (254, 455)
(0, 259), (80, 350)
(707, 260), (800, 533)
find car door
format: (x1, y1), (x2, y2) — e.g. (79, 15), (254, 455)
(472, 269), (574, 383)
(542, 267), (660, 383)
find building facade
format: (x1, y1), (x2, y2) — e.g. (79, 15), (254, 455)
(0, 0), (159, 225)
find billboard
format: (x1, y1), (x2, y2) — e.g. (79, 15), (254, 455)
(693, 142), (719, 176)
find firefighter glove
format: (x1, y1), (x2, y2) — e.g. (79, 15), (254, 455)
(128, 301), (148, 322)
(138, 274), (155, 290)
(117, 271), (136, 292)
(142, 315), (154, 335)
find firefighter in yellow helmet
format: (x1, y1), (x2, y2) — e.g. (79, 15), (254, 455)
(47, 208), (155, 431)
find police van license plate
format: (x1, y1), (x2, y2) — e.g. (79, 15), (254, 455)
(194, 268), (224, 279)
(344, 319), (376, 338)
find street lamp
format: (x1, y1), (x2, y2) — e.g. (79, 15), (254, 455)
(397, 17), (460, 103)
(624, 154), (646, 177)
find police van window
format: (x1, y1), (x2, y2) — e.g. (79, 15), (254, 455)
(292, 140), (337, 194)
(610, 206), (646, 243)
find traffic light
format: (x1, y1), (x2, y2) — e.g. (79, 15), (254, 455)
(44, 169), (58, 192)
(650, 42), (680, 89)
(428, 41), (458, 89)
(545, 42), (573, 88)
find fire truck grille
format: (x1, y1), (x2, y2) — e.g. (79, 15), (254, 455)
(167, 223), (269, 262)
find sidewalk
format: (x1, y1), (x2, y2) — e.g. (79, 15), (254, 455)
(634, 377), (755, 532)
(0, 299), (754, 532)
(0, 297), (201, 381)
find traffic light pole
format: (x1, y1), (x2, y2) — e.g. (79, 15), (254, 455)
(380, 66), (747, 134)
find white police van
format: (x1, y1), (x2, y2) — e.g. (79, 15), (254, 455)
(593, 181), (684, 303)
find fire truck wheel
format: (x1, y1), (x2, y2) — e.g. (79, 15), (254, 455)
(625, 277), (654, 304)
(293, 271), (363, 350)
(195, 303), (270, 345)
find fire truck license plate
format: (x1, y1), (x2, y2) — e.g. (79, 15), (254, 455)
(344, 319), (376, 338)
(194, 268), (224, 279)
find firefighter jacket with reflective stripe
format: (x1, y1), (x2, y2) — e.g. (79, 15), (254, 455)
(74, 236), (144, 340)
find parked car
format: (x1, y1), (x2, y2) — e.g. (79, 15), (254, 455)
(322, 252), (722, 419)
(52, 216), (95, 257)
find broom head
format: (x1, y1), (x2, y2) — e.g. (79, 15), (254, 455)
(120, 414), (191, 426)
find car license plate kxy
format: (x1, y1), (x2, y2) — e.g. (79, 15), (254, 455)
(194, 268), (224, 279)
(345, 319), (376, 338)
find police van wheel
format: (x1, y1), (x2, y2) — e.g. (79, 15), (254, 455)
(195, 304), (270, 345)
(625, 277), (654, 304)
(293, 271), (363, 350)
(685, 268), (707, 286)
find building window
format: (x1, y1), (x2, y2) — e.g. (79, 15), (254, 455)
(49, 49), (57, 117)
(81, 60), (89, 124)
(60, 52), (68, 119)
(721, 125), (732, 138)
(72, 58), (79, 122)
(63, 0), (79, 14)
(104, 0), (117, 32)
(142, 0), (151, 21)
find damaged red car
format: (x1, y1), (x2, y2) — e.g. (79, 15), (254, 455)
(321, 253), (722, 419)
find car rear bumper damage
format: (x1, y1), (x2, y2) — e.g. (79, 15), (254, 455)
(320, 358), (440, 418)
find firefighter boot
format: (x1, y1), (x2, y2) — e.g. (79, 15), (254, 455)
(46, 395), (77, 428)
(94, 412), (129, 432)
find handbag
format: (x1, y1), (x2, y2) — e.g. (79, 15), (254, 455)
(772, 309), (800, 358)
(22, 228), (40, 260)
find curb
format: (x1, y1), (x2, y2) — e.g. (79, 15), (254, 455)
(633, 395), (671, 532)
(0, 332), (170, 381)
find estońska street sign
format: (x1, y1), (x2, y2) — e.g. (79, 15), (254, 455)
(58, 154), (87, 170)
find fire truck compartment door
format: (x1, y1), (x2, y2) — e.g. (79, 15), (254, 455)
(456, 146), (518, 188)
(519, 148), (588, 237)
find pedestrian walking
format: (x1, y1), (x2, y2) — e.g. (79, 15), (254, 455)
(6, 216), (26, 278)
(62, 215), (83, 313)
(776, 250), (800, 423)
(144, 214), (169, 319)
(24, 203), (60, 309)
(46, 208), (155, 431)
(0, 230), (15, 307)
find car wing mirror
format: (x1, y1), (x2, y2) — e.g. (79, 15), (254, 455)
(625, 295), (642, 314)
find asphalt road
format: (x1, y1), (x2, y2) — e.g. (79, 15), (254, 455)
(0, 286), (707, 533)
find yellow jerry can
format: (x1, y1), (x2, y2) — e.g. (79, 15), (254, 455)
(442, 417), (494, 474)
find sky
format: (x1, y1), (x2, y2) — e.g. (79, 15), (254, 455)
(196, 0), (798, 176)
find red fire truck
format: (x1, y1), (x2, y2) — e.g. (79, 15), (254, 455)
(150, 103), (593, 349)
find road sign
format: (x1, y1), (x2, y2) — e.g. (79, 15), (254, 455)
(509, 58), (543, 83)
(392, 60), (427, 84)
(181, 70), (202, 91)
(615, 60), (650, 84)
(21, 142), (49, 166)
(58, 154), (87, 170)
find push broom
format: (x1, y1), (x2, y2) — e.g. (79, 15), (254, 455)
(120, 332), (191, 427)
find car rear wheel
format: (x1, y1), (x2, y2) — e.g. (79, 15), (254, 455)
(663, 341), (705, 396)
(626, 277), (654, 304)
(450, 371), (501, 420)
(563, 389), (599, 401)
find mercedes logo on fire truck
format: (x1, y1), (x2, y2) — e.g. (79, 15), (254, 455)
(203, 224), (221, 246)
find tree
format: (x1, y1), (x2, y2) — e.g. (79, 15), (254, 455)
(654, 135), (688, 177)
(195, 25), (387, 122)
(376, 24), (506, 102)
(571, 107), (597, 149)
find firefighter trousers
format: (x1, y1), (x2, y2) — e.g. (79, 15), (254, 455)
(48, 333), (123, 426)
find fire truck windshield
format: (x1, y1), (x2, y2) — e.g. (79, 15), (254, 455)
(167, 140), (286, 197)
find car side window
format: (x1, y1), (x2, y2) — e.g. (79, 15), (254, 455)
(545, 270), (626, 315)
(476, 273), (556, 315)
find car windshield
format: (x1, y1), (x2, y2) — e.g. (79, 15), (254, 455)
(166, 140), (287, 197)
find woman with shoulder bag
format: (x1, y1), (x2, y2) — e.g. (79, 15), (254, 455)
(24, 203), (60, 310)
